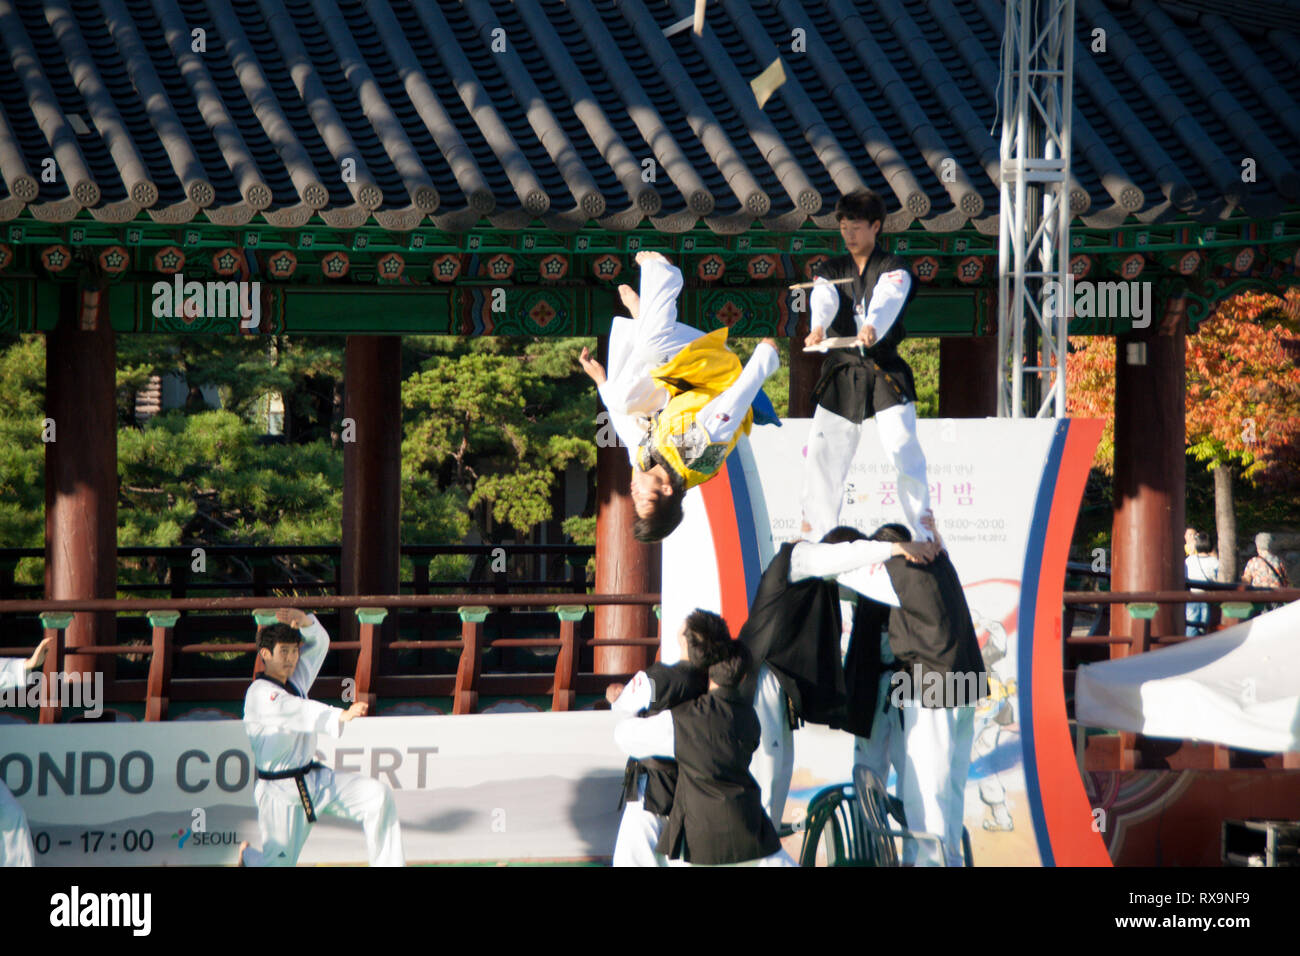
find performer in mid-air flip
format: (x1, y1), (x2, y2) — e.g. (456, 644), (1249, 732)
(0, 636), (50, 866)
(239, 608), (404, 867)
(800, 189), (933, 542)
(579, 250), (780, 542)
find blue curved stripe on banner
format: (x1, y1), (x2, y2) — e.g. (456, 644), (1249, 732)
(1018, 420), (1070, 868)
(727, 457), (762, 605)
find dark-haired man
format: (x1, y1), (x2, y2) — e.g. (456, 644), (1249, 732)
(606, 609), (719, 866)
(614, 614), (794, 865)
(741, 526), (937, 825)
(579, 250), (780, 542)
(841, 518), (986, 866)
(801, 189), (932, 543)
(238, 608), (404, 867)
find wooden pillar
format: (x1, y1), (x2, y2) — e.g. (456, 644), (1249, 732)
(938, 336), (998, 417)
(1111, 301), (1186, 643)
(45, 284), (117, 679)
(787, 315), (820, 418)
(341, 336), (402, 651)
(593, 335), (655, 673)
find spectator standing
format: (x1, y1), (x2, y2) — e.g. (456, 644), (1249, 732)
(1184, 532), (1219, 636)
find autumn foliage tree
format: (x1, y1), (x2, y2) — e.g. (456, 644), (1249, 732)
(1184, 289), (1300, 579)
(1067, 287), (1300, 580)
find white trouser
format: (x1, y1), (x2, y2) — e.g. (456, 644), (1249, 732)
(897, 705), (976, 867)
(243, 767), (405, 867)
(0, 781), (35, 867)
(748, 665), (793, 827)
(800, 403), (931, 542)
(602, 258), (704, 422)
(612, 780), (668, 867)
(852, 673), (905, 788)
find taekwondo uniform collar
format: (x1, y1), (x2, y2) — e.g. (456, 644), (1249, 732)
(255, 672), (305, 699)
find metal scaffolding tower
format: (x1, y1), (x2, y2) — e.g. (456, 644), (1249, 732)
(997, 0), (1076, 418)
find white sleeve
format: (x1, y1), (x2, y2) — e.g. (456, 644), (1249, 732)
(290, 615), (329, 693)
(0, 658), (27, 692)
(837, 564), (902, 607)
(614, 710), (676, 759)
(699, 342), (780, 443)
(597, 403), (651, 467)
(596, 377), (638, 418)
(245, 683), (344, 738)
(789, 540), (895, 582)
(810, 278), (839, 333)
(864, 270), (911, 339)
(611, 670), (654, 716)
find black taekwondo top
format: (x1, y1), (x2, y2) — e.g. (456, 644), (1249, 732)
(882, 551), (987, 707)
(619, 661), (708, 817)
(737, 542), (847, 727)
(841, 595), (894, 738)
(811, 249), (918, 423)
(657, 688), (783, 865)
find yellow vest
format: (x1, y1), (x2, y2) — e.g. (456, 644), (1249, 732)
(635, 328), (753, 489)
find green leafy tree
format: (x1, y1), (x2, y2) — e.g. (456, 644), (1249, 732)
(0, 335), (48, 582)
(401, 337), (597, 540)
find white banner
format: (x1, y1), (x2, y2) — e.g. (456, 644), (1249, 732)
(664, 419), (1062, 865)
(1, 712), (626, 865)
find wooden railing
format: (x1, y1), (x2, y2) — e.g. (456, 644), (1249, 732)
(0, 593), (658, 723)
(1061, 587), (1300, 771)
(0, 544), (594, 599)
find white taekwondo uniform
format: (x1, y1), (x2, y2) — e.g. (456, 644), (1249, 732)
(0, 657), (36, 867)
(801, 270), (931, 542)
(597, 258), (779, 466)
(241, 615), (404, 867)
(614, 706), (797, 867)
(609, 669), (667, 868)
(748, 539), (900, 826)
(845, 550), (977, 868)
(752, 539), (974, 866)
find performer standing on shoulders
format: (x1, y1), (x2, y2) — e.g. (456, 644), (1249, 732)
(239, 608), (404, 867)
(579, 251), (781, 542)
(800, 189), (932, 542)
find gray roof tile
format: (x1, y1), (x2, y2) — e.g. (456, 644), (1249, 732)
(0, 0), (1296, 231)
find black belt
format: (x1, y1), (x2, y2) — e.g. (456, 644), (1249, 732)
(618, 758), (644, 813)
(257, 762), (323, 823)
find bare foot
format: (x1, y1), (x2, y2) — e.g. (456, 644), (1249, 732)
(635, 250), (670, 267)
(238, 841), (249, 867)
(617, 283), (639, 319)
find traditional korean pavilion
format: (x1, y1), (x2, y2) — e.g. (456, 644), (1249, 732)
(0, 0), (1298, 677)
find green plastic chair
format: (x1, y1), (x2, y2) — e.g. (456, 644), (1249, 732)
(797, 770), (975, 866)
(851, 764), (974, 867)
(797, 783), (872, 866)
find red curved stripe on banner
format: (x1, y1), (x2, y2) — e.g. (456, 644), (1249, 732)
(699, 463), (749, 639)
(1033, 419), (1112, 866)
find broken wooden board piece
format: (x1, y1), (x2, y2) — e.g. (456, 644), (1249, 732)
(751, 58), (786, 108)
